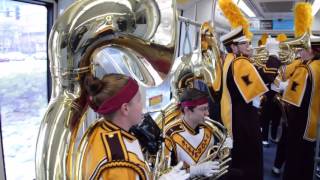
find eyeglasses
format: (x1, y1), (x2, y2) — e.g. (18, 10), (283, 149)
(237, 41), (251, 45)
(195, 106), (209, 112)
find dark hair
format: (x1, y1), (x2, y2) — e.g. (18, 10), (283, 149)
(84, 73), (130, 119)
(179, 88), (208, 112)
(312, 47), (320, 59)
(225, 45), (233, 53)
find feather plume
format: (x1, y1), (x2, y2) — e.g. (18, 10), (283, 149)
(276, 33), (288, 42)
(294, 2), (313, 37)
(260, 33), (268, 45)
(218, 0), (253, 39)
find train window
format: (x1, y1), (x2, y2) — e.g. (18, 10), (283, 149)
(0, 1), (48, 179)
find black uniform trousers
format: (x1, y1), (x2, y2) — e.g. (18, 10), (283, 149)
(260, 90), (282, 141)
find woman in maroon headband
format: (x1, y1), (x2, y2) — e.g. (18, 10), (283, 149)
(79, 73), (189, 180)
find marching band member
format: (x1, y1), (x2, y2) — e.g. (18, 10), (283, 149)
(281, 3), (318, 179)
(220, 26), (268, 180)
(259, 37), (283, 147)
(219, 0), (268, 179)
(164, 88), (231, 178)
(282, 35), (320, 180)
(270, 33), (290, 176)
(78, 73), (190, 180)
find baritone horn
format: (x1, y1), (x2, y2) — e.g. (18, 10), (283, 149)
(279, 32), (311, 64)
(35, 0), (178, 179)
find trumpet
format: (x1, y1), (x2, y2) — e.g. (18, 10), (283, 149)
(251, 46), (269, 67)
(279, 32), (311, 64)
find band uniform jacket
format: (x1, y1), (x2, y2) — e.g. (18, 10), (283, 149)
(78, 119), (150, 180)
(220, 53), (268, 180)
(282, 59), (320, 180)
(164, 118), (218, 166)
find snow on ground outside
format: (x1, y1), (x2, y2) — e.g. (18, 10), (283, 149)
(0, 60), (47, 180)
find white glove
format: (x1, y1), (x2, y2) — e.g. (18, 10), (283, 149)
(159, 162), (190, 180)
(252, 96), (261, 108)
(279, 80), (289, 91)
(223, 137), (233, 149)
(266, 38), (280, 58)
(271, 83), (281, 93)
(190, 161), (220, 177)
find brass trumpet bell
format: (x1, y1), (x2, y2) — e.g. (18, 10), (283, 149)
(279, 32), (311, 64)
(252, 46), (269, 67)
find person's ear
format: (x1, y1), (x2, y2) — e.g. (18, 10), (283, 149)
(120, 103), (129, 116)
(231, 44), (238, 53)
(184, 106), (191, 115)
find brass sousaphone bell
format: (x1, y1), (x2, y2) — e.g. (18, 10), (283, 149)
(35, 0), (178, 179)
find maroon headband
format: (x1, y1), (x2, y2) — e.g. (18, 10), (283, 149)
(90, 78), (139, 114)
(180, 97), (208, 108)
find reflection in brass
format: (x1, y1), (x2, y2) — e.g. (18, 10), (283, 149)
(35, 0), (177, 179)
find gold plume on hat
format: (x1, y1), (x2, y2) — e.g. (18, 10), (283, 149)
(294, 2), (313, 37)
(276, 33), (288, 42)
(218, 0), (253, 39)
(260, 33), (268, 45)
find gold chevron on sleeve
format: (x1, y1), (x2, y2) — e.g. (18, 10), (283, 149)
(282, 65), (309, 107)
(172, 128), (212, 162)
(233, 57), (268, 103)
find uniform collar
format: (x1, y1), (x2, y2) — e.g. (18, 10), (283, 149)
(103, 120), (136, 141)
(181, 119), (200, 135)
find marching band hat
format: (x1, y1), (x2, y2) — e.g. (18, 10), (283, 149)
(220, 26), (249, 46)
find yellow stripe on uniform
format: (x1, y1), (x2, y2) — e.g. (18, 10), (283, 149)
(304, 60), (320, 141)
(213, 55), (223, 92)
(221, 53), (235, 136)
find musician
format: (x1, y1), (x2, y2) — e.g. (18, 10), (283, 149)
(164, 88), (231, 178)
(78, 73), (190, 180)
(270, 33), (292, 176)
(282, 36), (320, 180)
(259, 37), (282, 147)
(220, 26), (268, 180)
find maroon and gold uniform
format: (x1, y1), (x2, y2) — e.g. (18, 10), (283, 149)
(282, 59), (320, 180)
(164, 119), (217, 166)
(221, 53), (268, 180)
(79, 119), (151, 180)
